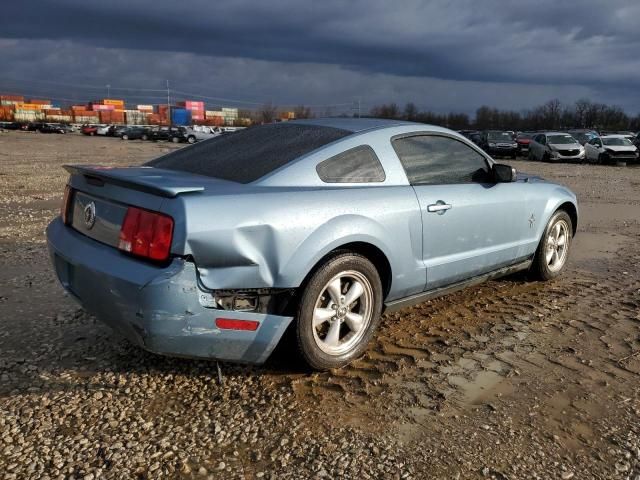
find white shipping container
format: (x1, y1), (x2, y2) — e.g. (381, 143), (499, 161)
(125, 110), (147, 125)
(14, 110), (45, 121)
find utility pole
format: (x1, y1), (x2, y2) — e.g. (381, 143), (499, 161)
(106, 84), (110, 98)
(358, 97), (361, 118)
(166, 80), (171, 128)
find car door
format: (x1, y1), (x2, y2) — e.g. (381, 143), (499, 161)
(584, 138), (597, 160)
(392, 133), (532, 290)
(591, 138), (604, 160)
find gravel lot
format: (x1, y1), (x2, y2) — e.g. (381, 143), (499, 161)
(1, 131), (639, 479)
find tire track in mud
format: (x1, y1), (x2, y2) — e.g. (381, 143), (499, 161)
(290, 248), (640, 431)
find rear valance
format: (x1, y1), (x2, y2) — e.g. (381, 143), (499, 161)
(64, 165), (205, 198)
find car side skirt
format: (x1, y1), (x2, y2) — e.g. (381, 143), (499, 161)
(383, 257), (533, 313)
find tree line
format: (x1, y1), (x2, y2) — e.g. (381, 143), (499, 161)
(368, 99), (640, 132)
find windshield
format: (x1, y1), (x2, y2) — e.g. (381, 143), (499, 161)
(602, 137), (633, 146)
(570, 132), (596, 144)
(547, 135), (577, 145)
(517, 133), (532, 140)
(147, 123), (351, 183)
(487, 132), (513, 141)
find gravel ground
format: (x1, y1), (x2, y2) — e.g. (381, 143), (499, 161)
(0, 131), (639, 479)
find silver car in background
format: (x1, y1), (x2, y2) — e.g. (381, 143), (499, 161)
(529, 132), (585, 162)
(584, 135), (639, 165)
(47, 119), (578, 370)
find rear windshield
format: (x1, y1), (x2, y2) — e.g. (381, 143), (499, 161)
(547, 135), (577, 145)
(147, 123), (351, 183)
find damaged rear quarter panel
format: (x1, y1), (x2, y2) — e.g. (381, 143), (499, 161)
(162, 186), (424, 300)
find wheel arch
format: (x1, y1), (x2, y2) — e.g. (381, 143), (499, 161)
(556, 201), (578, 236)
(296, 241), (393, 301)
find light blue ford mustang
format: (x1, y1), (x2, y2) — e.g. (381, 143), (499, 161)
(47, 118), (577, 370)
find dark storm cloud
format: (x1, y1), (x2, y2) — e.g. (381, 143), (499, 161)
(0, 0), (639, 112)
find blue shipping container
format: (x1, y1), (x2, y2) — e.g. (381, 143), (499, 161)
(171, 108), (191, 126)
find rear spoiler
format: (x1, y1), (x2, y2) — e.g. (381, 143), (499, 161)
(64, 165), (205, 198)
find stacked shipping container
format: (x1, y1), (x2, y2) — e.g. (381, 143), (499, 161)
(0, 93), (252, 126)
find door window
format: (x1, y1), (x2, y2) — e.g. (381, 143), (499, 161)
(392, 135), (491, 185)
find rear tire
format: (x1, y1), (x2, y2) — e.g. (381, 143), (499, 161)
(172, 137), (180, 143)
(296, 253), (383, 370)
(122, 134), (129, 140)
(530, 210), (573, 281)
(142, 134), (148, 141)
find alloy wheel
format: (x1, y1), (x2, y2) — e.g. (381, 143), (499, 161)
(312, 270), (373, 356)
(546, 219), (569, 272)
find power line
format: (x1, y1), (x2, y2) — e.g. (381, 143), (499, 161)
(0, 76), (168, 92)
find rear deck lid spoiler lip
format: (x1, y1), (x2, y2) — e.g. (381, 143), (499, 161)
(63, 164), (206, 198)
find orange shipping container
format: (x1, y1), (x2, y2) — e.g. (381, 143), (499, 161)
(102, 99), (125, 106)
(0, 94), (24, 102)
(29, 99), (52, 105)
(16, 103), (44, 111)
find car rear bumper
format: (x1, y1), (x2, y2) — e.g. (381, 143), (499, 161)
(46, 217), (293, 364)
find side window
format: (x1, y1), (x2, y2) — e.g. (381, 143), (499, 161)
(316, 145), (385, 183)
(540, 136), (547, 145)
(392, 135), (491, 185)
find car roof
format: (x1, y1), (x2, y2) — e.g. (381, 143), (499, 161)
(543, 131), (572, 136)
(602, 134), (631, 138)
(289, 117), (416, 133)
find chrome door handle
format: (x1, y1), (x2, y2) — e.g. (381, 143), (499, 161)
(427, 202), (452, 214)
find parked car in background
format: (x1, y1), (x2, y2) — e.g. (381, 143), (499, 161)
(515, 132), (534, 156)
(529, 132), (585, 162)
(480, 131), (517, 158)
(36, 123), (68, 134)
(173, 126), (220, 144)
(0, 121), (23, 130)
(25, 122), (47, 132)
(567, 129), (598, 146)
(96, 125), (112, 136)
(47, 119), (578, 370)
(121, 126), (150, 140)
(81, 124), (99, 136)
(459, 130), (482, 146)
(584, 135), (639, 165)
(148, 126), (173, 142)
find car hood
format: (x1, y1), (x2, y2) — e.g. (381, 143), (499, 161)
(516, 171), (545, 183)
(549, 143), (581, 149)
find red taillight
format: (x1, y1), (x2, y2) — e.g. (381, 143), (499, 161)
(215, 318), (260, 331)
(61, 185), (72, 224)
(118, 207), (174, 261)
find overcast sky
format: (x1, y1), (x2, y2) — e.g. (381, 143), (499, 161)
(1, 0), (639, 114)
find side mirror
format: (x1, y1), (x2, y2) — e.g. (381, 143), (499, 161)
(493, 163), (517, 183)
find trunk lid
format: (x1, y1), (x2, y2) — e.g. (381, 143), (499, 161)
(64, 165), (243, 254)
(64, 165), (207, 197)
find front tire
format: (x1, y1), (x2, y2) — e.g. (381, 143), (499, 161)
(187, 135), (196, 144)
(531, 210), (573, 281)
(172, 136), (180, 143)
(296, 253), (383, 370)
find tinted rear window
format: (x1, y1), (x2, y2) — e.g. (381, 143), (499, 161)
(146, 123), (351, 183)
(316, 145), (385, 183)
